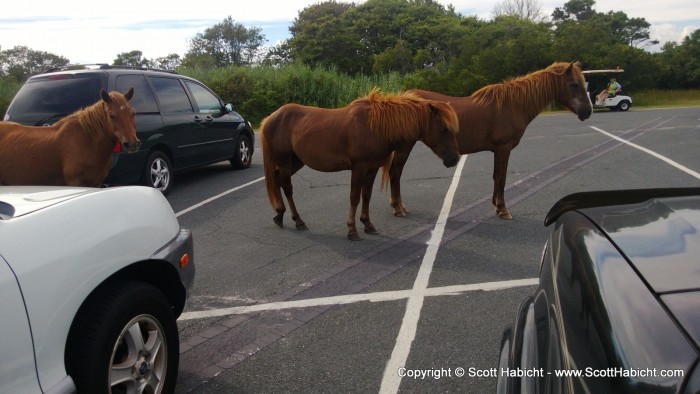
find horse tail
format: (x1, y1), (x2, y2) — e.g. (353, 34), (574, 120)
(380, 151), (395, 192)
(260, 117), (279, 208)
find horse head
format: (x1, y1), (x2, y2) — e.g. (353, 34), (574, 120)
(423, 101), (460, 168)
(101, 88), (140, 153)
(557, 62), (593, 121)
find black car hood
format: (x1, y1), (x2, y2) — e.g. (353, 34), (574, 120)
(581, 195), (700, 348)
(582, 195), (700, 294)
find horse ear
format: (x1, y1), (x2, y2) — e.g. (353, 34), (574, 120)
(100, 89), (111, 104)
(124, 87), (135, 101)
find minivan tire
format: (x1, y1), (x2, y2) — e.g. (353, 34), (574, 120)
(143, 151), (173, 195)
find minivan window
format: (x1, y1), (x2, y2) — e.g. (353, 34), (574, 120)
(6, 74), (103, 125)
(115, 74), (159, 113)
(185, 81), (222, 113)
(149, 77), (193, 114)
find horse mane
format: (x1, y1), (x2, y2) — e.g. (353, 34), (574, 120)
(352, 87), (458, 144)
(471, 62), (585, 120)
(54, 91), (129, 139)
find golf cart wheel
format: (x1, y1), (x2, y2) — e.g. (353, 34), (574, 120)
(617, 100), (631, 111)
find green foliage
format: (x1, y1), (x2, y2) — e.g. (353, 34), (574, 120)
(113, 50), (149, 67)
(0, 76), (22, 116)
(632, 89), (700, 107)
(0, 46), (69, 81)
(183, 16), (265, 68)
(657, 30), (700, 88)
(178, 63), (403, 128)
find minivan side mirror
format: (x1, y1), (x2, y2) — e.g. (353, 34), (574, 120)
(224, 103), (234, 114)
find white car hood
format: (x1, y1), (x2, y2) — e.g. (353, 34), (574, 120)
(0, 186), (97, 219)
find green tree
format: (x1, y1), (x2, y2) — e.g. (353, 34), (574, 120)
(351, 0), (465, 74)
(288, 1), (363, 74)
(450, 16), (553, 91)
(153, 54), (181, 70)
(658, 29), (700, 88)
(184, 16), (265, 68)
(552, 0), (596, 22)
(113, 50), (149, 67)
(0, 46), (69, 81)
(261, 41), (293, 66)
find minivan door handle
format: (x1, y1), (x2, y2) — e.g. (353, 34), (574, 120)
(194, 115), (214, 123)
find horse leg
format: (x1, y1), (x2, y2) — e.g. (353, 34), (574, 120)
(280, 168), (307, 230)
(492, 148), (513, 220)
(360, 169), (379, 235)
(271, 170), (287, 228)
(347, 169), (364, 241)
(389, 143), (415, 216)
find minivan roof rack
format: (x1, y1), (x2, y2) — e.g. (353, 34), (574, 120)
(42, 64), (177, 74)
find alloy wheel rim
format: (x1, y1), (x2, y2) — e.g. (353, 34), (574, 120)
(109, 314), (167, 394)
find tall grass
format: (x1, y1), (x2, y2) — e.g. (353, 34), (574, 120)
(179, 63), (404, 127)
(0, 78), (22, 117)
(631, 90), (700, 108)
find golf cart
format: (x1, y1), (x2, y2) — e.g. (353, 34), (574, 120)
(582, 68), (632, 111)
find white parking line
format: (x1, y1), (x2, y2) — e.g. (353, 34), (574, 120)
(175, 177), (264, 217)
(178, 278), (539, 321)
(590, 126), (700, 180)
(379, 155), (467, 394)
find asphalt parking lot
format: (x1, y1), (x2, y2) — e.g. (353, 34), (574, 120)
(167, 106), (700, 393)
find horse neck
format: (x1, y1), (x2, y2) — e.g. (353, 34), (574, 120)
(79, 102), (117, 147)
(475, 70), (560, 126)
(57, 105), (116, 153)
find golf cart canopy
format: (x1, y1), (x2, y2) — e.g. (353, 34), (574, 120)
(582, 69), (625, 75)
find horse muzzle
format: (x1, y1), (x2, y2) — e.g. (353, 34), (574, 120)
(442, 152), (459, 168)
(122, 139), (141, 153)
(578, 104), (593, 121)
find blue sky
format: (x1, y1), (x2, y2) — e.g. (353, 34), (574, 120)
(2, 0), (698, 64)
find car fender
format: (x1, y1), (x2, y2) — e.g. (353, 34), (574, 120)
(0, 186), (180, 392)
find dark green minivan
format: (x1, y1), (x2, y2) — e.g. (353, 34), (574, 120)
(4, 65), (254, 195)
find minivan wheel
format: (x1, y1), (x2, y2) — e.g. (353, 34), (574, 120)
(143, 151), (173, 195)
(230, 134), (252, 169)
(65, 282), (179, 394)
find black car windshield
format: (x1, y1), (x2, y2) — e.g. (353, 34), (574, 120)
(6, 73), (105, 126)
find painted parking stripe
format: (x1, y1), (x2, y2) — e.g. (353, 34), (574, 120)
(590, 126), (700, 180)
(175, 177), (264, 217)
(379, 154), (467, 394)
(178, 278), (539, 321)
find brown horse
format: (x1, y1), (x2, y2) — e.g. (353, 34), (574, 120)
(261, 88), (460, 241)
(383, 61), (593, 219)
(0, 88), (139, 187)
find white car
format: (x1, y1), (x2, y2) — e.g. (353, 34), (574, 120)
(0, 186), (194, 394)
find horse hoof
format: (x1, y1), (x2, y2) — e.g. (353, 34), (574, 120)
(365, 227), (379, 235)
(348, 232), (363, 241)
(273, 216), (284, 228)
(393, 210), (406, 217)
(296, 223), (308, 230)
(498, 211), (513, 220)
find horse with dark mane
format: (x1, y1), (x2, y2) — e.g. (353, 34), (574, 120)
(0, 88), (140, 187)
(383, 62), (592, 219)
(261, 88), (460, 240)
